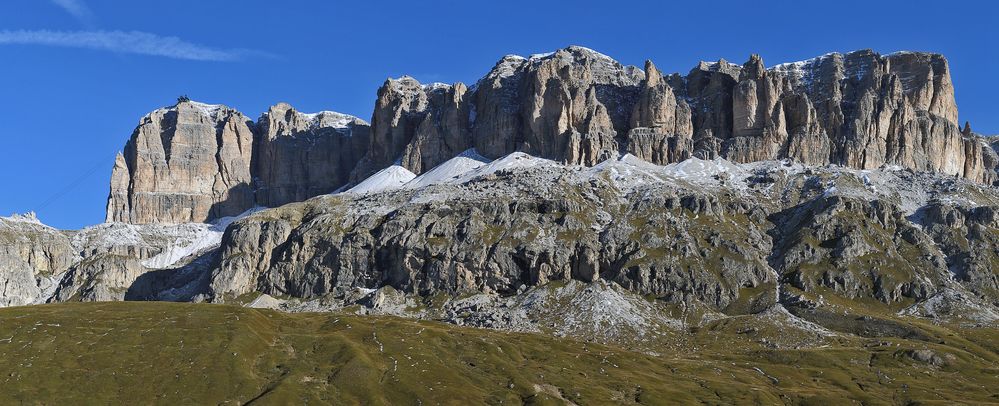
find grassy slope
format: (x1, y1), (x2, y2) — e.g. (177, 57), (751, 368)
(0, 302), (997, 405)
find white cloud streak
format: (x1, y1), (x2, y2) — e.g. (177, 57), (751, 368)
(0, 30), (274, 62)
(50, 0), (96, 26)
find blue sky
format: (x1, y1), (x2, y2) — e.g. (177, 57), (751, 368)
(1, 0), (996, 229)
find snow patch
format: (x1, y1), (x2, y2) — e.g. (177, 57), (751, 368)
(188, 101), (225, 118)
(422, 82), (451, 92)
(586, 154), (667, 189)
(525, 46), (617, 64)
(455, 152), (557, 183)
(345, 165), (417, 194)
(295, 110), (362, 130)
(72, 223), (147, 251)
(139, 226), (217, 269)
(528, 51), (555, 60)
(661, 157), (745, 182)
(73, 207), (264, 270)
(768, 52), (839, 71)
(140, 207), (264, 269)
(769, 52), (839, 90)
(404, 149), (489, 189)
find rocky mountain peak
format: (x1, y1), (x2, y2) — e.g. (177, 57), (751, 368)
(739, 54), (765, 81)
(1, 211), (43, 226)
(694, 58), (742, 78)
(106, 47), (999, 226)
(106, 99), (256, 224)
(642, 59), (662, 87)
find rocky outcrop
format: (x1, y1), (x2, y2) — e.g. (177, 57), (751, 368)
(769, 195), (944, 303)
(201, 154), (999, 319)
(464, 47), (643, 165)
(515, 47), (642, 165)
(106, 101), (256, 224)
(0, 213), (75, 307)
(917, 202), (999, 303)
(255, 103), (370, 207)
(470, 56), (527, 159)
(399, 83), (473, 174)
(207, 167), (774, 310)
(683, 59), (742, 158)
(51, 254), (148, 302)
(50, 221), (218, 303)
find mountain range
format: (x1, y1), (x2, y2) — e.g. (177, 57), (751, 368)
(2, 45), (999, 403)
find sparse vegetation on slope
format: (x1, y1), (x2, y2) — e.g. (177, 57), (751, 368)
(1, 302), (997, 404)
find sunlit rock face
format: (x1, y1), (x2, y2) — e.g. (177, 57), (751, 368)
(107, 47), (999, 226)
(106, 101), (256, 224)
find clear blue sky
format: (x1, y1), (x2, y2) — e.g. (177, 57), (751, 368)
(1, 0), (996, 229)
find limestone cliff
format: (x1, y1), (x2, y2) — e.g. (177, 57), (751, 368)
(107, 101), (370, 224)
(255, 103), (370, 207)
(0, 213), (75, 307)
(350, 78), (472, 179)
(107, 47), (998, 226)
(106, 101), (256, 224)
(359, 46), (995, 182)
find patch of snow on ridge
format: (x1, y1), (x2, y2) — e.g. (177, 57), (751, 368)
(144, 100), (228, 122)
(661, 157), (746, 184)
(528, 51), (555, 60)
(404, 149), (489, 189)
(586, 154), (667, 189)
(422, 82), (451, 92)
(345, 165), (417, 194)
(569, 46), (616, 60)
(295, 110), (362, 130)
(768, 52), (839, 72)
(71, 207), (265, 270)
(768, 52), (841, 90)
(188, 101), (224, 118)
(525, 46), (617, 64)
(72, 223), (146, 252)
(140, 207), (264, 269)
(455, 152), (557, 183)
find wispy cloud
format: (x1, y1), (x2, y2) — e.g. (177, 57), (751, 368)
(0, 30), (274, 61)
(50, 0), (96, 27)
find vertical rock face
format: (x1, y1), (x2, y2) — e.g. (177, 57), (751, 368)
(398, 83), (472, 175)
(107, 47), (998, 226)
(466, 46), (644, 165)
(471, 56), (527, 159)
(353, 77), (430, 178)
(626, 60), (694, 164)
(255, 103), (370, 207)
(516, 47), (643, 165)
(918, 203), (999, 301)
(668, 49), (997, 183)
(107, 101), (369, 224)
(0, 213), (75, 307)
(351, 77), (472, 179)
(106, 101), (256, 224)
(682, 59), (741, 159)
